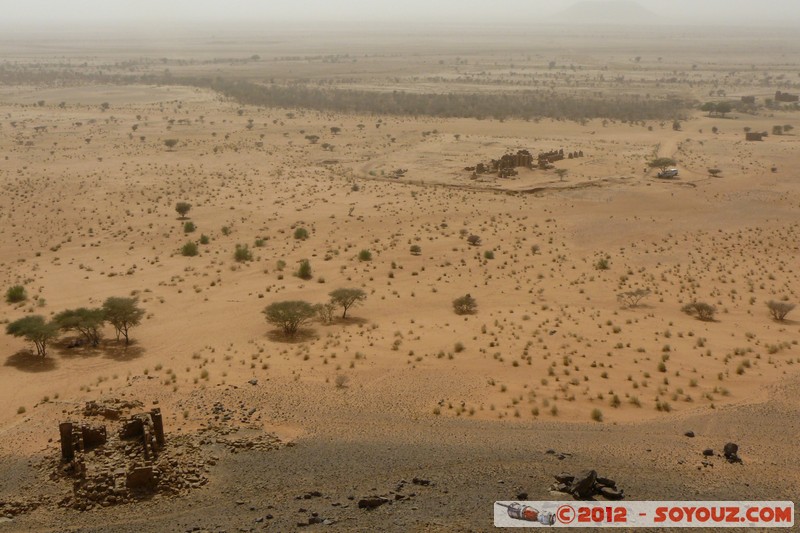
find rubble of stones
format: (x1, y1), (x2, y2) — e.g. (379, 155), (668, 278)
(545, 448), (573, 461)
(357, 478), (432, 511)
(0, 498), (46, 521)
(221, 478), (433, 529)
(197, 401), (283, 454)
(550, 470), (624, 501)
(466, 148), (584, 178)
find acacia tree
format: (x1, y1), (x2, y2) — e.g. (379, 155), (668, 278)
(767, 301), (795, 321)
(54, 308), (106, 347)
(329, 288), (367, 319)
(164, 139), (179, 151)
(315, 302), (337, 324)
(649, 157), (677, 173)
(102, 297), (145, 345)
(716, 102), (732, 117)
(264, 301), (316, 337)
(175, 202), (192, 219)
(682, 302), (716, 321)
(6, 315), (59, 357)
(617, 288), (651, 308)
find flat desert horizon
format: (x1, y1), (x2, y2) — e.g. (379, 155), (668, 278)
(0, 10), (798, 532)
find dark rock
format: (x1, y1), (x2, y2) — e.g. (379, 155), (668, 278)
(569, 470), (597, 499)
(702, 449), (714, 456)
(412, 477), (430, 486)
(596, 477), (616, 488)
(550, 482), (569, 493)
(555, 473), (575, 483)
(599, 487), (624, 500)
(545, 449), (556, 455)
(724, 442), (741, 463)
(248, 379), (258, 386)
(358, 497), (389, 510)
(684, 431), (695, 438)
(516, 492), (528, 500)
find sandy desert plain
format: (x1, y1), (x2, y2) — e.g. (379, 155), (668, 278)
(0, 24), (799, 531)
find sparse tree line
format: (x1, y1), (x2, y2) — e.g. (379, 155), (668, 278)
(616, 287), (794, 323)
(5, 293), (144, 358)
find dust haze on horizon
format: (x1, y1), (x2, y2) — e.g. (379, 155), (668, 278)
(3, 0), (800, 30)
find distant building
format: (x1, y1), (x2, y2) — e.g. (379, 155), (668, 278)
(775, 91), (799, 103)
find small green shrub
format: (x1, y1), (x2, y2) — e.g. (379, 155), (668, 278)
(181, 241), (198, 257)
(6, 285), (27, 303)
(297, 259), (312, 280)
(234, 244), (252, 262)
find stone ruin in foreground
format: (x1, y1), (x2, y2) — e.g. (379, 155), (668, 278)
(55, 402), (209, 511)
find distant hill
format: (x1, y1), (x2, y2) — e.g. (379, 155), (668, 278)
(551, 1), (662, 25)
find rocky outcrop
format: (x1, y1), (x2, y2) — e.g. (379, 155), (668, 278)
(550, 470), (624, 500)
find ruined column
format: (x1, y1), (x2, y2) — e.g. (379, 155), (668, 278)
(59, 422), (75, 461)
(151, 408), (165, 447)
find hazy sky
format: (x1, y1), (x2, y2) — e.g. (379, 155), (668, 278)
(4, 0), (800, 26)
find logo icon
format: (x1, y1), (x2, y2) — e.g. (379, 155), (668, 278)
(496, 502), (557, 526)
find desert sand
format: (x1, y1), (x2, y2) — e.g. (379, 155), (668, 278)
(0, 24), (798, 531)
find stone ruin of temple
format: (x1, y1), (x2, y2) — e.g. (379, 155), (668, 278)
(54, 404), (210, 511)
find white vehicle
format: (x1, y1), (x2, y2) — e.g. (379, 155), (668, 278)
(658, 168), (679, 178)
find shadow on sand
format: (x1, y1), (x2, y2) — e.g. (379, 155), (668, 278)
(5, 350), (57, 372)
(331, 316), (369, 327)
(55, 337), (145, 361)
(266, 328), (318, 344)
